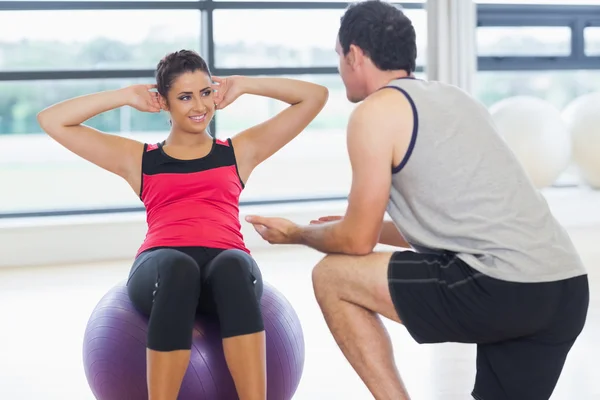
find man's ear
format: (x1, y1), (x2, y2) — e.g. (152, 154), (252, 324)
(348, 44), (365, 69)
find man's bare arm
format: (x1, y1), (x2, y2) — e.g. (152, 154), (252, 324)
(310, 216), (411, 249)
(379, 221), (411, 248)
(291, 88), (414, 254)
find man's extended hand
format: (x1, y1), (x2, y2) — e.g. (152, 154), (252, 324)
(245, 215), (301, 245)
(309, 215), (343, 225)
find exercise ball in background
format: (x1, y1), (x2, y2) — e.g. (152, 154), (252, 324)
(489, 96), (572, 189)
(83, 281), (304, 400)
(562, 92), (600, 189)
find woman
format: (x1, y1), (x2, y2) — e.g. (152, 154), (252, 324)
(37, 49), (328, 400)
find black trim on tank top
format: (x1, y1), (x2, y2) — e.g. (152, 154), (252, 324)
(143, 139), (236, 175)
(227, 138), (246, 189)
(158, 138), (216, 162)
(379, 85), (419, 174)
(139, 142), (148, 199)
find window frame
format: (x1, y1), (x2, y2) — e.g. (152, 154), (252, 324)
(583, 20), (600, 56)
(477, 4), (600, 70)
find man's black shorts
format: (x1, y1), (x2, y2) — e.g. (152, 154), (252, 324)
(387, 250), (589, 400)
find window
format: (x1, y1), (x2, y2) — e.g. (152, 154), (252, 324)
(475, 3), (600, 190)
(0, 7), (203, 214)
(0, 78), (170, 214)
(213, 10), (342, 68)
(213, 9), (427, 69)
(475, 70), (600, 110)
(477, 27), (572, 57)
(0, 10), (201, 71)
(8, 0), (598, 216)
(0, 79), (169, 136)
(584, 26), (600, 56)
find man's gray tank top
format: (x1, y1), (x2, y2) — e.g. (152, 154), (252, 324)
(385, 78), (586, 283)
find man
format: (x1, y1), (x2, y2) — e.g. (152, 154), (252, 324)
(245, 1), (590, 399)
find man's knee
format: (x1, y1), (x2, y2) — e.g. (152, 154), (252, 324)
(311, 253), (401, 323)
(311, 255), (348, 300)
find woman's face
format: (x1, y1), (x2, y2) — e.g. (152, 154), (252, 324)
(163, 70), (215, 134)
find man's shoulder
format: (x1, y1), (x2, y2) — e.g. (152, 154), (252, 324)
(346, 86), (415, 153)
(353, 87), (413, 123)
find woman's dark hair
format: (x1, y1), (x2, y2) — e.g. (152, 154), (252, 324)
(338, 0), (417, 74)
(155, 50), (211, 101)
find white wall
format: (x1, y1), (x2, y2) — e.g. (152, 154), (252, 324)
(0, 200), (349, 268)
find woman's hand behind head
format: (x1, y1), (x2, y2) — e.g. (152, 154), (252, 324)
(125, 84), (162, 113)
(212, 76), (246, 110)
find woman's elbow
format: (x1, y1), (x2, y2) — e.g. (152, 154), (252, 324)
(302, 85), (328, 116)
(301, 83), (327, 104)
(37, 110), (52, 131)
(37, 109), (62, 135)
(315, 85), (329, 107)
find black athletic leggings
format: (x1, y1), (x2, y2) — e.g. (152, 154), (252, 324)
(126, 246), (264, 352)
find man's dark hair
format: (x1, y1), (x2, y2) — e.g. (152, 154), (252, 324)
(338, 0), (417, 73)
(155, 49), (211, 100)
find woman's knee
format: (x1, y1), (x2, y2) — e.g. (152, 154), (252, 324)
(206, 249), (263, 300)
(156, 249), (201, 284)
(127, 248), (202, 351)
(205, 249), (264, 337)
(128, 249), (201, 306)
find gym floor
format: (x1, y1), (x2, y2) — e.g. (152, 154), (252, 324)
(0, 187), (598, 400)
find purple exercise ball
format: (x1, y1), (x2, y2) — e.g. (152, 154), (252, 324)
(82, 281), (305, 399)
